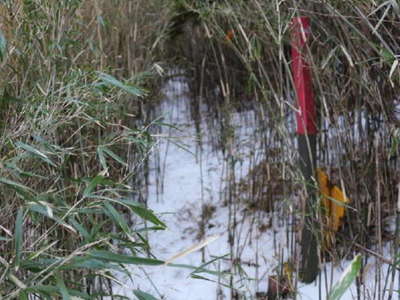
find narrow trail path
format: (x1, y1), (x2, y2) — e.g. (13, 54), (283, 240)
(114, 74), (394, 300)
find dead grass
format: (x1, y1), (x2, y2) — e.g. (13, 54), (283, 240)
(0, 0), (169, 297)
(165, 0), (400, 298)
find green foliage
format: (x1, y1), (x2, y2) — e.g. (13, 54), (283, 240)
(97, 72), (148, 98)
(0, 29), (7, 61)
(134, 289), (160, 300)
(0, 128), (165, 297)
(0, 0), (167, 298)
(14, 208), (25, 269)
(328, 255), (362, 300)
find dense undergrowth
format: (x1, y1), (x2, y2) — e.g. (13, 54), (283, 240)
(1, 0), (400, 298)
(166, 0), (400, 298)
(0, 0), (169, 298)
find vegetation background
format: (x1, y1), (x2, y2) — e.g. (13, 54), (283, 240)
(0, 0), (399, 299)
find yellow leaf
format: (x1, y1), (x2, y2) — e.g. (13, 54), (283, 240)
(330, 186), (349, 232)
(317, 169), (331, 215)
(317, 168), (350, 249)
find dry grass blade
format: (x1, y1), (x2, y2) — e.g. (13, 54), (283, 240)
(164, 234), (222, 265)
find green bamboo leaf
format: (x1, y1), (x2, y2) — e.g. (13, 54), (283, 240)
(98, 197), (165, 228)
(380, 47), (395, 64)
(64, 257), (121, 271)
(133, 290), (159, 300)
(118, 199), (166, 228)
(0, 30), (7, 61)
(328, 254), (362, 300)
(83, 175), (113, 197)
(190, 254), (230, 276)
(20, 258), (58, 273)
(24, 285), (58, 298)
(111, 296), (129, 300)
(27, 241), (58, 261)
(0, 94), (21, 103)
(4, 161), (46, 179)
(69, 217), (90, 240)
(14, 208), (24, 268)
(15, 142), (57, 167)
(56, 275), (71, 300)
(21, 257), (120, 272)
(19, 290), (29, 300)
(89, 250), (164, 265)
(190, 273), (232, 289)
(103, 201), (131, 235)
(131, 206), (166, 228)
(168, 263), (228, 277)
(102, 146), (128, 167)
(190, 274), (214, 281)
(96, 147), (108, 171)
(0, 177), (34, 199)
(27, 203), (77, 234)
(24, 285), (89, 299)
(97, 72), (146, 97)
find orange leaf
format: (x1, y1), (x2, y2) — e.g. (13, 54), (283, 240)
(225, 29), (235, 41)
(317, 168), (350, 249)
(317, 169), (331, 214)
(330, 186), (349, 232)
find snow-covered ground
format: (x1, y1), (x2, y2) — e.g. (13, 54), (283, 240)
(114, 73), (399, 300)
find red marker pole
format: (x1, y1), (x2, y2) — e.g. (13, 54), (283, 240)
(291, 17), (319, 283)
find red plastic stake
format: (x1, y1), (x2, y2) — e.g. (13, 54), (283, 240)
(291, 16), (319, 283)
(291, 17), (317, 135)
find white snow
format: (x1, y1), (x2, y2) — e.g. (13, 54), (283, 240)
(113, 72), (400, 300)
